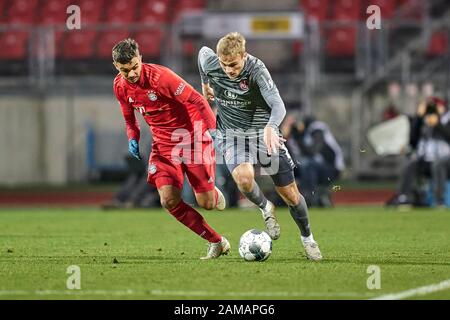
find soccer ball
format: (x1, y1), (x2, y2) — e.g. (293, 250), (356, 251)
(238, 229), (272, 262)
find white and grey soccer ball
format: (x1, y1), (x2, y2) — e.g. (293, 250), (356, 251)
(238, 229), (272, 262)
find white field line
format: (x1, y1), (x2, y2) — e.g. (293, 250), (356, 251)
(0, 289), (376, 298)
(371, 278), (450, 300)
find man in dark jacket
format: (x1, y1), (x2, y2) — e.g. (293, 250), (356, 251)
(387, 97), (450, 207)
(282, 115), (345, 207)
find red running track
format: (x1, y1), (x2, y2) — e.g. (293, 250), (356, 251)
(0, 190), (396, 207)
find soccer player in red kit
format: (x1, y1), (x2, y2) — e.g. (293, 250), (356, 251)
(112, 39), (230, 259)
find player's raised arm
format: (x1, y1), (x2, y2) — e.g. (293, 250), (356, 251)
(255, 64), (287, 155)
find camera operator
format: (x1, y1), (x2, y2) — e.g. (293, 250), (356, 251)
(387, 97), (450, 207)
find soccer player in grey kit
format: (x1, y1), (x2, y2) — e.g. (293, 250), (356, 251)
(198, 32), (322, 260)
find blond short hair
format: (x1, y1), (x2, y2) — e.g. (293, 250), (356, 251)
(216, 32), (246, 57)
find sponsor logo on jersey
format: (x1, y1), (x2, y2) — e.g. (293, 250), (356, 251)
(148, 163), (157, 174)
(174, 82), (186, 96)
(148, 91), (158, 101)
(128, 97), (134, 103)
(224, 90), (237, 99)
(239, 79), (249, 90)
(207, 177), (214, 184)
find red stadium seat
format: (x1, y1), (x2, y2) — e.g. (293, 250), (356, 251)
(5, 0), (38, 24)
(138, 0), (170, 24)
(299, 0), (329, 22)
(0, 0), (10, 23)
(0, 30), (29, 60)
(396, 0), (424, 20)
(365, 0), (397, 19)
(97, 30), (130, 59)
(105, 0), (138, 24)
(62, 30), (96, 59)
(133, 30), (163, 59)
(37, 0), (71, 25)
(49, 31), (65, 58)
(176, 0), (205, 10)
(173, 0), (205, 21)
(332, 0), (361, 21)
(427, 31), (448, 57)
(71, 0), (104, 25)
(326, 27), (357, 57)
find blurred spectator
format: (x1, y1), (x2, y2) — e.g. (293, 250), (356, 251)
(102, 155), (159, 209)
(386, 97), (450, 207)
(282, 115), (345, 207)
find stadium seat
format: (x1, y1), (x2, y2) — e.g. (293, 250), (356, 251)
(326, 27), (357, 57)
(396, 0), (424, 20)
(62, 30), (96, 59)
(37, 0), (71, 25)
(71, 0), (104, 25)
(173, 0), (206, 21)
(299, 0), (329, 22)
(332, 0), (361, 21)
(138, 0), (170, 24)
(105, 0), (138, 24)
(5, 0), (38, 24)
(0, 30), (29, 60)
(365, 0), (397, 19)
(0, 0), (10, 23)
(176, 0), (206, 10)
(97, 30), (130, 59)
(427, 31), (448, 56)
(133, 30), (163, 59)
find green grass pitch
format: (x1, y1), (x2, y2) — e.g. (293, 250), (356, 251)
(0, 206), (449, 300)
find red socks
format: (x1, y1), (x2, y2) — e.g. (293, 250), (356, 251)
(168, 201), (221, 243)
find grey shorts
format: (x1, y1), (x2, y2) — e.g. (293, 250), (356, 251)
(216, 135), (296, 187)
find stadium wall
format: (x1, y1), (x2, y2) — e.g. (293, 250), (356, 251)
(0, 93), (128, 186)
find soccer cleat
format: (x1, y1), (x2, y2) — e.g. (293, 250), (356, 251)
(260, 201), (281, 240)
(302, 240), (323, 261)
(215, 187), (226, 211)
(200, 236), (230, 260)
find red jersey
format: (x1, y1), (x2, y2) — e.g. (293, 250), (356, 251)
(113, 63), (215, 147)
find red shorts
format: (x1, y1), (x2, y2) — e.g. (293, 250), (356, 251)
(147, 140), (216, 193)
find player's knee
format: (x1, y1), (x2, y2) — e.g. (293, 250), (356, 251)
(160, 196), (181, 211)
(283, 189), (301, 206)
(235, 174), (253, 192)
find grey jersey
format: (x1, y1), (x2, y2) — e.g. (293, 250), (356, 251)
(198, 46), (286, 138)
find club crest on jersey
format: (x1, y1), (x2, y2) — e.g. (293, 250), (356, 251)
(148, 91), (158, 101)
(239, 79), (249, 91)
(224, 90), (237, 99)
(148, 163), (157, 174)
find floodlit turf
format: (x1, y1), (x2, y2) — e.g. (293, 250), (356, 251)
(0, 206), (449, 300)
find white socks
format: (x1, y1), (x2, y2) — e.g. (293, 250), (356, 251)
(301, 234), (315, 244)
